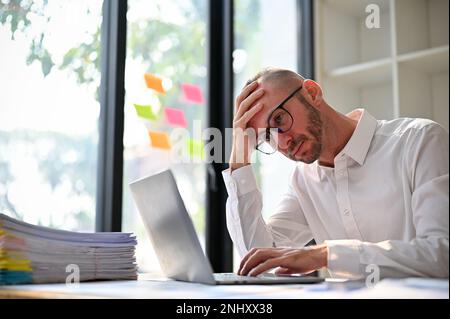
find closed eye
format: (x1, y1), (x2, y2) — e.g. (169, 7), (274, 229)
(273, 113), (284, 125)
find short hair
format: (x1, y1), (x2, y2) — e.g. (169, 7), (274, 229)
(244, 67), (305, 88)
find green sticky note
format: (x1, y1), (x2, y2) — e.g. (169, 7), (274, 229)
(186, 138), (205, 159)
(133, 104), (157, 121)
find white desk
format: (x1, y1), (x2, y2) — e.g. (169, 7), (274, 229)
(0, 273), (448, 299)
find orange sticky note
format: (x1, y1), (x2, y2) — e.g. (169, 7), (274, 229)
(148, 130), (171, 150)
(144, 73), (165, 94)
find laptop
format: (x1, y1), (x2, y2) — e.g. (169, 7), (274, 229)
(129, 169), (324, 285)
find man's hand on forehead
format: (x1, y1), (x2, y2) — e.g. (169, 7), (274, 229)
(229, 81), (266, 169)
(234, 81), (265, 130)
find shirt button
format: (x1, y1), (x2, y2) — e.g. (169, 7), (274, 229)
(343, 209), (350, 216)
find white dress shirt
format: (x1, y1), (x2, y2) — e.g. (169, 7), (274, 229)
(222, 109), (449, 279)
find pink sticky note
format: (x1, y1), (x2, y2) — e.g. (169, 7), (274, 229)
(164, 107), (187, 127)
(181, 83), (204, 104)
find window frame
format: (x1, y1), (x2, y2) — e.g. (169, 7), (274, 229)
(96, 0), (127, 232)
(95, 0), (314, 272)
(206, 0), (234, 272)
(297, 0), (315, 79)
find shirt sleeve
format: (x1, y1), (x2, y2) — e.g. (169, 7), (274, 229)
(222, 165), (313, 258)
(325, 123), (449, 279)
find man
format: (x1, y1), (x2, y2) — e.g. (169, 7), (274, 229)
(222, 68), (449, 279)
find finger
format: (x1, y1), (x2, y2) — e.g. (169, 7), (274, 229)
(235, 88), (264, 119)
(235, 81), (258, 108)
(248, 257), (285, 277)
(238, 248), (259, 275)
(275, 267), (295, 275)
(235, 88), (265, 120)
(238, 247), (285, 275)
(235, 103), (263, 127)
(240, 249), (283, 276)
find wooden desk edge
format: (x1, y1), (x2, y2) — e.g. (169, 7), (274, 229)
(0, 288), (106, 299)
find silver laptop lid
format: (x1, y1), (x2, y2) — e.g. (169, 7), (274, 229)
(129, 170), (215, 284)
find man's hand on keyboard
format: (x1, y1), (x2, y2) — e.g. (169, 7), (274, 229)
(238, 244), (328, 277)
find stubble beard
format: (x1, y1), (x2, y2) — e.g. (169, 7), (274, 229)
(287, 97), (323, 163)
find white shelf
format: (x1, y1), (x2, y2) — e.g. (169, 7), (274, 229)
(397, 45), (449, 74)
(315, 0), (449, 129)
(398, 46), (449, 127)
(395, 0), (449, 55)
(327, 58), (392, 87)
(319, 0), (391, 71)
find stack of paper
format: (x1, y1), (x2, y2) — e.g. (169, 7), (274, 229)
(0, 213), (137, 285)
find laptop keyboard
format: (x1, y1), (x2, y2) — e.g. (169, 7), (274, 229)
(214, 273), (280, 282)
(214, 273), (251, 280)
(213, 272), (325, 284)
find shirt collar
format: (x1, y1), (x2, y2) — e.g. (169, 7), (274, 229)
(338, 109), (378, 165)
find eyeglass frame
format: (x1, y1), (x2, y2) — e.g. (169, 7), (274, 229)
(255, 85), (303, 154)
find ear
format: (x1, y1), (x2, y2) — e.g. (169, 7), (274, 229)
(303, 79), (323, 107)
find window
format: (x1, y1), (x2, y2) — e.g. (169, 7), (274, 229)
(0, 0), (103, 231)
(233, 0), (299, 268)
(0, 0), (307, 273)
(122, 0), (208, 272)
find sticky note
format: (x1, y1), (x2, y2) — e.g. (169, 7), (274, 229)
(181, 83), (204, 104)
(148, 131), (171, 150)
(186, 138), (204, 158)
(144, 73), (165, 94)
(133, 104), (158, 121)
(164, 107), (187, 127)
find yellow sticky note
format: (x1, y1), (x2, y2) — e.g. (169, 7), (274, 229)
(186, 138), (204, 159)
(144, 73), (165, 94)
(149, 131), (171, 150)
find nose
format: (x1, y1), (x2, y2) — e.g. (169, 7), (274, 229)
(277, 133), (292, 151)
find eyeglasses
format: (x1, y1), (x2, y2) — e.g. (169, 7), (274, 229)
(256, 86), (302, 155)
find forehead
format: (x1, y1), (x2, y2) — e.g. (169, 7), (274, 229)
(247, 81), (292, 131)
